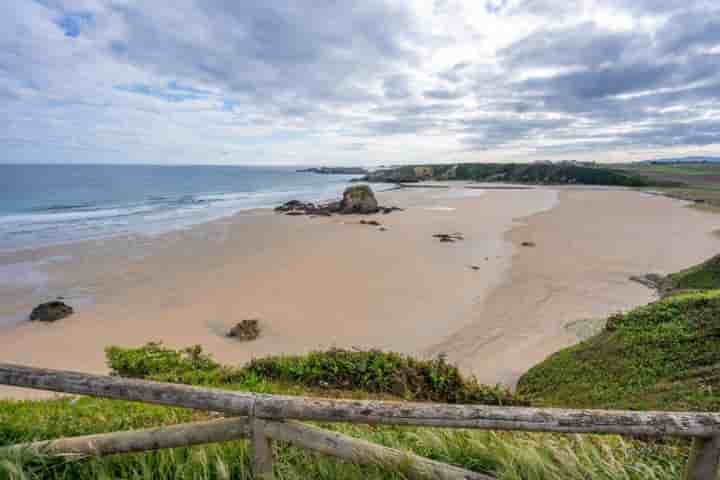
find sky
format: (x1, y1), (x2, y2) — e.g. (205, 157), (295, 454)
(1, 0), (720, 166)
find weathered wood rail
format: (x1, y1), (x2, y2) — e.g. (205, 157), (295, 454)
(0, 363), (718, 479)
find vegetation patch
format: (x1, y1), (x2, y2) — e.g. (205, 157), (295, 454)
(518, 290), (720, 411)
(106, 344), (524, 405)
(244, 349), (524, 405)
(665, 254), (720, 292)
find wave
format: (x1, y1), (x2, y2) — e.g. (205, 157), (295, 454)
(0, 176), (377, 252)
(30, 202), (95, 212)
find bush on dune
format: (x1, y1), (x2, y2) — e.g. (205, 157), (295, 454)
(105, 344), (524, 406)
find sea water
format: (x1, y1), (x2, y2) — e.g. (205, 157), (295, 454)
(0, 164), (367, 252)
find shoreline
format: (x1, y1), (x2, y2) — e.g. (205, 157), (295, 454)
(1, 186), (718, 399)
(425, 188), (720, 386)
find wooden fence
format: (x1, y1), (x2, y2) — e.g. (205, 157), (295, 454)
(0, 363), (718, 479)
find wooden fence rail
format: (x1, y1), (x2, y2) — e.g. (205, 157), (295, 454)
(0, 363), (718, 479)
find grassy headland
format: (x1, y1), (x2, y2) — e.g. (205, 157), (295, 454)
(518, 255), (720, 411)
(362, 161), (720, 211)
(616, 162), (720, 209)
(362, 162), (657, 187)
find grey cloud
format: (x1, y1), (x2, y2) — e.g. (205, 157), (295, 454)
(501, 22), (648, 70)
(108, 1), (423, 108)
(461, 116), (572, 148)
(658, 9), (720, 54)
(423, 87), (466, 100)
(383, 75), (413, 99)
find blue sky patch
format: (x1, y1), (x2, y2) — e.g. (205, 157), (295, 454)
(55, 12), (94, 38)
(115, 82), (209, 102)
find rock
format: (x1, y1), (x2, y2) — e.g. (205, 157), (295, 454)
(360, 220), (381, 226)
(630, 273), (665, 291)
(433, 233), (464, 243)
(381, 206), (404, 214)
(379, 227), (388, 231)
(521, 241), (536, 247)
(470, 265), (480, 271)
(30, 301), (73, 322)
(340, 185), (378, 214)
(274, 188), (400, 218)
(227, 319), (260, 341)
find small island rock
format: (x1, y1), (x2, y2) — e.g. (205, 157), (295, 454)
(340, 185), (379, 214)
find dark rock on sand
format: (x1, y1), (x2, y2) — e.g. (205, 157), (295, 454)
(381, 206), (404, 214)
(275, 200), (316, 213)
(521, 241), (536, 247)
(433, 233), (464, 243)
(360, 220), (381, 226)
(227, 319), (260, 341)
(629, 273), (666, 292)
(30, 301), (74, 322)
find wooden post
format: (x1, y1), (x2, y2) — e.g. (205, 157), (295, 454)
(2, 417), (251, 459)
(261, 419), (493, 480)
(2, 364), (720, 439)
(684, 436), (720, 480)
(0, 363), (254, 416)
(251, 418), (274, 479)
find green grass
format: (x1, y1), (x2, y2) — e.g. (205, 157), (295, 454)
(518, 290), (720, 411)
(665, 255), (720, 292)
(0, 417), (686, 479)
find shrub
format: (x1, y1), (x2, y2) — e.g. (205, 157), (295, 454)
(105, 344), (525, 405)
(244, 349), (525, 405)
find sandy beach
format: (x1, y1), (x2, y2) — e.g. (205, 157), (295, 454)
(0, 185), (718, 398)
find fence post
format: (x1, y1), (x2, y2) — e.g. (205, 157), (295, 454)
(251, 418), (274, 479)
(684, 436), (720, 480)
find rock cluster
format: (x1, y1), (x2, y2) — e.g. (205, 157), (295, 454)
(227, 319), (260, 341)
(275, 186), (402, 217)
(30, 301), (74, 322)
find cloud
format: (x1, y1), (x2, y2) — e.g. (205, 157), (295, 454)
(1, 0), (720, 165)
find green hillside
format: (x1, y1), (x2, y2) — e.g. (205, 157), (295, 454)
(518, 256), (720, 412)
(665, 254), (720, 292)
(364, 163), (656, 187)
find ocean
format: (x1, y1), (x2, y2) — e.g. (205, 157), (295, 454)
(0, 164), (367, 252)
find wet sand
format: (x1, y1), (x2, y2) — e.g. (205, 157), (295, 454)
(0, 186), (718, 398)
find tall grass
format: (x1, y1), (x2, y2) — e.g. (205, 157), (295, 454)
(0, 427), (686, 479)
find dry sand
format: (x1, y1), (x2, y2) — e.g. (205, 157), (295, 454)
(0, 186), (718, 398)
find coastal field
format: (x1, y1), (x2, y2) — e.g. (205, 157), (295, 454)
(1, 184), (718, 398)
(617, 162), (720, 209)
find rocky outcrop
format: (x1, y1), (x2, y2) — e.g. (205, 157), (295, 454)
(30, 301), (73, 322)
(340, 185), (378, 214)
(227, 319), (260, 341)
(275, 186), (401, 217)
